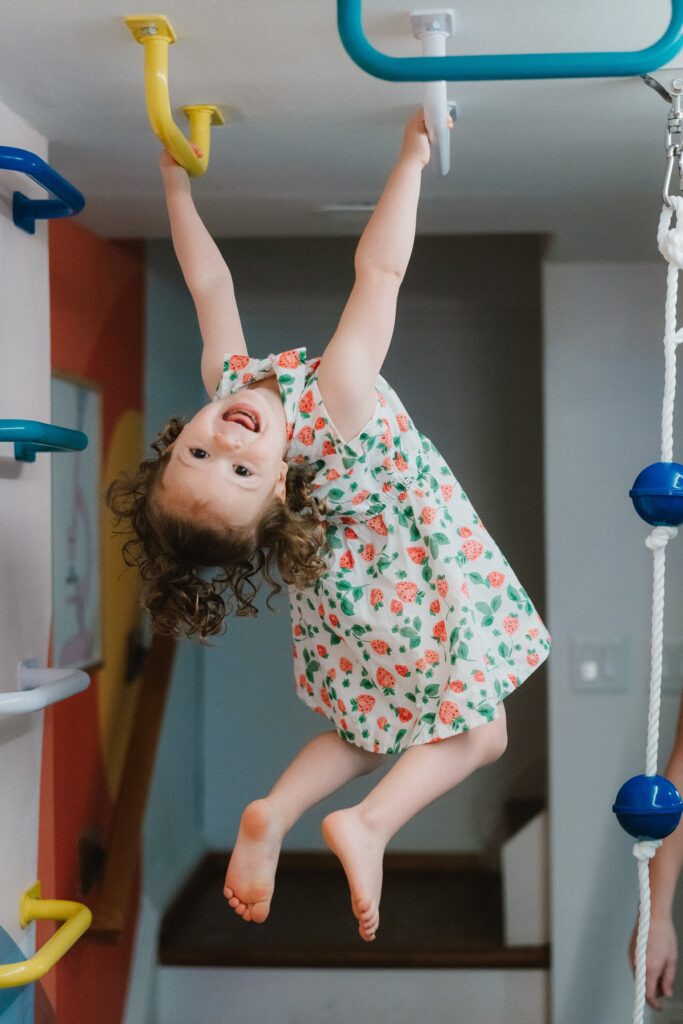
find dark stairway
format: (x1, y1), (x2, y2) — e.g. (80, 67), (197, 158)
(160, 850), (549, 970)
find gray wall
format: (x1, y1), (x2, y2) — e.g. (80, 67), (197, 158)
(145, 234), (548, 855)
(544, 262), (683, 1024)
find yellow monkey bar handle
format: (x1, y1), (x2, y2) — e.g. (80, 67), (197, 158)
(125, 15), (224, 177)
(0, 882), (92, 988)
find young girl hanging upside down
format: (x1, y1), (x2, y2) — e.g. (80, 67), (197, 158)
(108, 110), (551, 942)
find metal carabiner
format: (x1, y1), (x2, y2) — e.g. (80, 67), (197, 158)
(664, 143), (678, 208)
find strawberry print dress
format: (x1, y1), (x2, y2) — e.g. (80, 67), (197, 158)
(216, 348), (552, 755)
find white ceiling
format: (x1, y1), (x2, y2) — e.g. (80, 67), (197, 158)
(0, 0), (680, 257)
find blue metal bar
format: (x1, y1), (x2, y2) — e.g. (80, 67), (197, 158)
(337, 0), (683, 81)
(0, 148), (85, 235)
(0, 420), (88, 463)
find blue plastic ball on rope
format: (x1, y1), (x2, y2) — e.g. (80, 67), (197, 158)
(612, 774), (683, 840)
(629, 462), (683, 526)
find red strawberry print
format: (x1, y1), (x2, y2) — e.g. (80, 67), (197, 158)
(344, 527), (359, 539)
(449, 679), (465, 693)
(328, 668), (336, 680)
(461, 581), (470, 597)
(356, 695), (376, 714)
(360, 544), (376, 561)
(337, 699), (346, 713)
(316, 644), (328, 658)
(394, 452), (409, 471)
(278, 349), (301, 368)
(322, 440), (336, 455)
(377, 667), (395, 691)
(339, 657), (353, 673)
(329, 613), (340, 628)
(370, 639), (390, 655)
(383, 456), (392, 470)
(243, 373), (254, 383)
(370, 588), (384, 608)
(415, 658), (427, 671)
(508, 674), (519, 688)
(395, 582), (417, 602)
(390, 599), (403, 614)
(229, 354), (250, 371)
(459, 527), (472, 538)
(398, 492), (408, 502)
(503, 616), (519, 635)
(315, 417), (325, 430)
(299, 390), (314, 413)
(425, 649), (439, 664)
(436, 577), (449, 597)
(407, 546), (427, 564)
(320, 687), (331, 707)
(351, 490), (370, 506)
(462, 539), (484, 561)
(396, 414), (409, 432)
(297, 426), (315, 445)
(421, 507), (437, 524)
(527, 651), (540, 667)
(340, 516), (355, 524)
(382, 482), (392, 493)
(368, 514), (388, 535)
(396, 707), (413, 722)
(318, 603), (325, 618)
(440, 484), (454, 501)
(326, 468), (340, 480)
(377, 716), (390, 731)
(395, 665), (410, 677)
(432, 620), (447, 642)
(339, 550), (354, 569)
(439, 701), (460, 725)
(429, 599), (441, 615)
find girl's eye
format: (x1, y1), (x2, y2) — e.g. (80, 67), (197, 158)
(234, 465), (252, 477)
(190, 448), (209, 459)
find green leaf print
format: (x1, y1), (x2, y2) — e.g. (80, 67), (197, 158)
(405, 692), (417, 703)
(423, 684), (440, 698)
(352, 587), (365, 601)
(507, 584), (521, 603)
(326, 527), (343, 550)
(340, 597), (355, 616)
(449, 627), (460, 647)
(477, 704), (496, 722)
(360, 679), (377, 690)
(482, 617), (494, 627)
(410, 524), (421, 542)
(420, 713), (436, 724)
(491, 596), (502, 612)
(305, 660), (321, 682)
(328, 488), (345, 501)
(400, 627), (419, 640)
(410, 637), (421, 649)
(456, 641), (470, 660)
(337, 579), (352, 591)
(468, 572), (485, 585)
(421, 563), (432, 583)
(429, 537), (440, 558)
(395, 729), (407, 745)
(498, 642), (511, 658)
(476, 602), (491, 615)
(433, 533), (450, 545)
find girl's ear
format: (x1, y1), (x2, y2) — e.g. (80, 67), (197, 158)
(275, 460), (289, 502)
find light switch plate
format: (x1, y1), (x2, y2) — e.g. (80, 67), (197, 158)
(571, 635), (627, 693)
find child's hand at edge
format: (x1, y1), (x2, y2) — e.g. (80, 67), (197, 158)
(159, 143), (204, 185)
(629, 914), (678, 1010)
(400, 107), (454, 168)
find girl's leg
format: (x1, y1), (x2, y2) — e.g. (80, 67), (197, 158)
(322, 706), (508, 941)
(225, 730), (382, 922)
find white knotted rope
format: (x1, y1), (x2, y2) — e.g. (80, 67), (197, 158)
(631, 196), (683, 1024)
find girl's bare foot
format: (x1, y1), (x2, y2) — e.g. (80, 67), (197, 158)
(322, 806), (385, 941)
(224, 798), (284, 923)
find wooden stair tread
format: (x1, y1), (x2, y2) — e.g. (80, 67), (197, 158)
(160, 853), (549, 970)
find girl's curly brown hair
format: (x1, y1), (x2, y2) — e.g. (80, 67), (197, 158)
(106, 416), (330, 639)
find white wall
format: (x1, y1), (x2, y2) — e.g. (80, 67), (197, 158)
(544, 261), (683, 1024)
(0, 99), (51, 962)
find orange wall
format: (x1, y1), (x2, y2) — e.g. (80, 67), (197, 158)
(40, 219), (145, 1024)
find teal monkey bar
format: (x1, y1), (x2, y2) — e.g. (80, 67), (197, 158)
(337, 0), (683, 81)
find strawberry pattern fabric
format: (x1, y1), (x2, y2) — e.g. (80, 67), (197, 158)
(216, 348), (552, 755)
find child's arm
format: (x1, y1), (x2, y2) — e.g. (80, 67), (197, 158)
(629, 693), (683, 1008)
(317, 110), (441, 441)
(160, 150), (247, 397)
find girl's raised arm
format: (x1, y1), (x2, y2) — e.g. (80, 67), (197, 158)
(160, 149), (247, 397)
(317, 111), (442, 442)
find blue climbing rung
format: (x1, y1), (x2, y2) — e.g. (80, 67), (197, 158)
(337, 0), (683, 82)
(0, 148), (84, 235)
(0, 420), (88, 463)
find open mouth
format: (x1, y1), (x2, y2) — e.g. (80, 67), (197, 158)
(222, 406), (260, 432)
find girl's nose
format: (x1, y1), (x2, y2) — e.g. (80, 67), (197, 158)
(214, 428), (243, 452)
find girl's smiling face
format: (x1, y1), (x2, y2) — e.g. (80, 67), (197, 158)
(158, 384), (289, 529)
